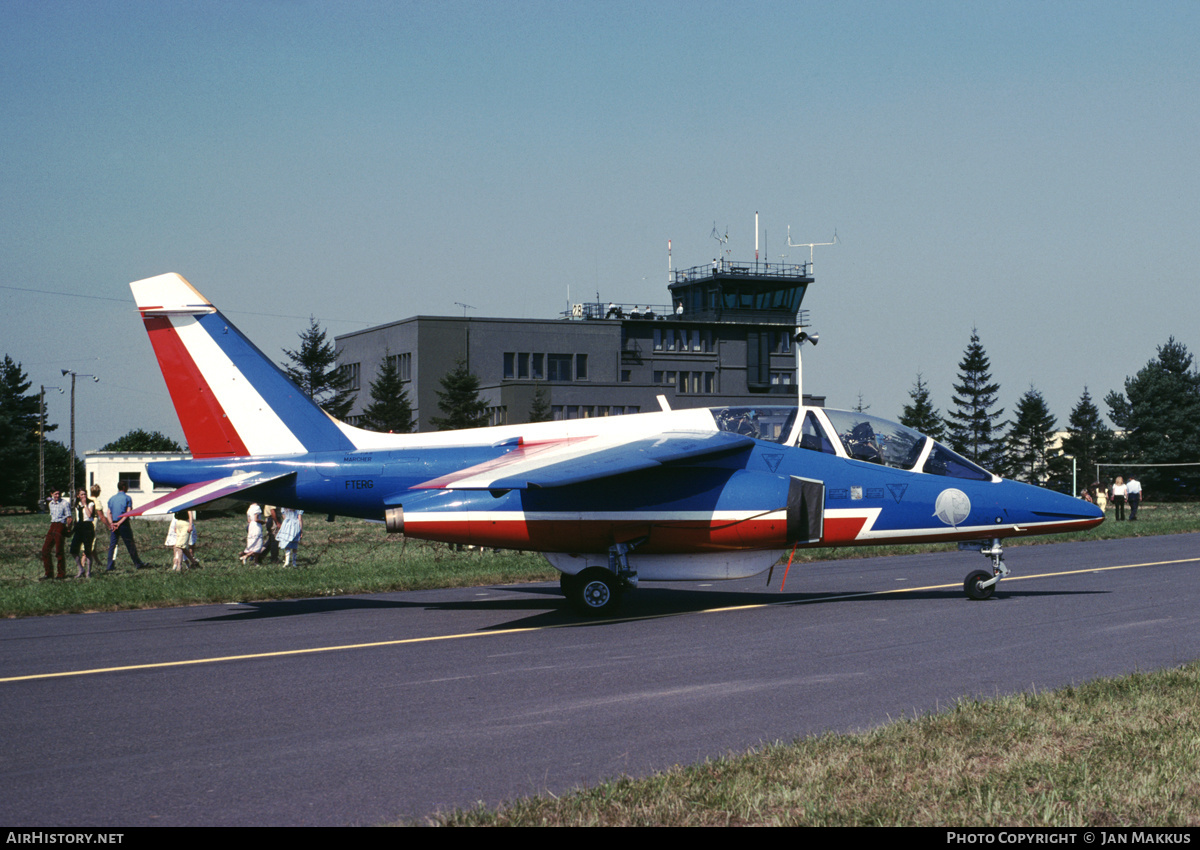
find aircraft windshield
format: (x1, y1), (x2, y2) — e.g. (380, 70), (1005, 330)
(922, 442), (993, 481)
(710, 406), (798, 444)
(821, 409), (928, 470)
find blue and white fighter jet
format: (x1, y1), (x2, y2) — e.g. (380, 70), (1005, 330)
(126, 273), (1104, 615)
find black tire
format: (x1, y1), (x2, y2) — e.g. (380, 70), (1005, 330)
(964, 569), (995, 601)
(568, 567), (623, 616)
(559, 572), (582, 598)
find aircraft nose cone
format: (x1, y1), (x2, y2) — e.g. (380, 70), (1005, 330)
(1040, 482), (1105, 525)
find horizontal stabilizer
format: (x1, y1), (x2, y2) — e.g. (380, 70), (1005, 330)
(123, 470), (296, 518)
(417, 430), (754, 490)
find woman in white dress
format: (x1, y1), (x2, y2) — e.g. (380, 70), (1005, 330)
(240, 503), (265, 564)
(277, 507), (304, 567)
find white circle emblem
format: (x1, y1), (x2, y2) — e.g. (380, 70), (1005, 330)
(934, 488), (971, 527)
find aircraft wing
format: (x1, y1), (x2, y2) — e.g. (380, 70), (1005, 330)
(123, 470), (296, 518)
(417, 430), (755, 490)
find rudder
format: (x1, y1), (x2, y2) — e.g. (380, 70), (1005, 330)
(131, 273), (356, 458)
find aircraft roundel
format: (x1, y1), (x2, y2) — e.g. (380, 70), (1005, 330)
(933, 488), (971, 527)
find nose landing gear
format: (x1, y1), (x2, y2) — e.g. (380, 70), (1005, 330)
(959, 538), (1009, 601)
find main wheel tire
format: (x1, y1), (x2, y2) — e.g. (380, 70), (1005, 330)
(568, 567), (623, 616)
(559, 572), (582, 598)
(964, 569), (995, 601)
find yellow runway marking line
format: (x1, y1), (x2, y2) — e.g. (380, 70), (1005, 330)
(777, 556), (1200, 603)
(5, 556), (1198, 684)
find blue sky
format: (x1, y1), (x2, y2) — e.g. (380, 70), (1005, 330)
(3, 0), (1197, 451)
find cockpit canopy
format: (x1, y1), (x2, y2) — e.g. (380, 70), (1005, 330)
(709, 405), (995, 482)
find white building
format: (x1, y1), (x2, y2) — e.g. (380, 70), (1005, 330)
(84, 451), (189, 516)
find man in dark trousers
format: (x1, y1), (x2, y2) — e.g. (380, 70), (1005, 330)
(41, 489), (72, 580)
(106, 480), (148, 571)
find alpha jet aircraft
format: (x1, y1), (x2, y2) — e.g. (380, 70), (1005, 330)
(127, 273), (1103, 615)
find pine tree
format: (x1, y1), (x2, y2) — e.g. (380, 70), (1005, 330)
(1004, 386), (1057, 484)
(899, 372), (945, 440)
(946, 329), (1006, 471)
(430, 359), (490, 431)
(1050, 387), (1112, 494)
(528, 384), (552, 423)
(0, 355), (50, 507)
(359, 351), (413, 434)
(282, 317), (356, 420)
(1105, 337), (1200, 494)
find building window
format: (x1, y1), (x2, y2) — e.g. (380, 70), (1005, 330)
(621, 370), (632, 382)
(653, 328), (663, 351)
(548, 354), (573, 381)
(489, 406), (507, 426)
(503, 352), (515, 380)
(532, 353), (544, 380)
(389, 352), (413, 382)
(342, 362), (361, 391)
(118, 472), (142, 492)
(518, 353), (529, 379)
(575, 353), (588, 380)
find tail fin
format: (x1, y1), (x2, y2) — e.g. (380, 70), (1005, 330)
(131, 273), (356, 458)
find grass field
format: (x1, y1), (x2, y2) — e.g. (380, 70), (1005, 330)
(2, 501), (1197, 619)
(429, 663), (1200, 826)
(0, 512), (556, 618)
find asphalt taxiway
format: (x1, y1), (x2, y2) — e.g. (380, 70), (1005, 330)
(2, 533), (1198, 825)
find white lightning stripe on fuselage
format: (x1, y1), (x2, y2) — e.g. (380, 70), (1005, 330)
(171, 315), (306, 456)
(403, 510), (779, 523)
(824, 506), (1096, 541)
(332, 406), (723, 451)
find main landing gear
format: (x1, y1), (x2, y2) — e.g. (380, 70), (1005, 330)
(560, 542), (639, 616)
(958, 537), (1009, 601)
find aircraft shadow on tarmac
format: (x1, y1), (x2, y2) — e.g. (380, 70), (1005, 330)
(190, 582), (1106, 628)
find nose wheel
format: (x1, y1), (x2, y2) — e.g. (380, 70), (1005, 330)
(959, 538), (1009, 601)
(964, 569), (996, 600)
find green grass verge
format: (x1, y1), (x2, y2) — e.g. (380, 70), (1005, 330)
(0, 513), (556, 618)
(429, 663), (1200, 826)
(2, 502), (1197, 619)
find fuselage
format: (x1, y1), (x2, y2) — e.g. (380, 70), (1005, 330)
(148, 404), (1103, 555)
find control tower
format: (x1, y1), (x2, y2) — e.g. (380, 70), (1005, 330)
(667, 259), (813, 324)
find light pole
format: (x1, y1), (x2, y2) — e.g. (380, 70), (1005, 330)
(60, 370), (98, 496)
(793, 330), (819, 410)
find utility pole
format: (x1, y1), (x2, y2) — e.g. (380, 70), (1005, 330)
(60, 370), (98, 496)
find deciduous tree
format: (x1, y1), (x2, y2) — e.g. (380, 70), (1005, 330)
(99, 429), (184, 453)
